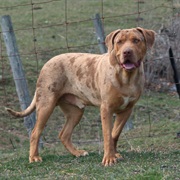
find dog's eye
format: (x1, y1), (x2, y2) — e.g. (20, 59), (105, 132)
(117, 40), (123, 44)
(133, 38), (140, 44)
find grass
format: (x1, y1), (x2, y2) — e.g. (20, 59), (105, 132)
(0, 147), (179, 179)
(0, 92), (179, 179)
(0, 0), (180, 179)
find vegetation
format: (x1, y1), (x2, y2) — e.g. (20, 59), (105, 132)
(0, 149), (179, 179)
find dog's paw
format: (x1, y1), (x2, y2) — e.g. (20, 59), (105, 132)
(102, 155), (117, 166)
(29, 156), (42, 163)
(115, 152), (124, 161)
(75, 150), (89, 157)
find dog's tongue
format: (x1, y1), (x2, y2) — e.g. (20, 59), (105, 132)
(123, 62), (136, 70)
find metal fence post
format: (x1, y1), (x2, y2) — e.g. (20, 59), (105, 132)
(169, 47), (180, 99)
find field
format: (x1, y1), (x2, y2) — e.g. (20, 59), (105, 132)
(0, 0), (180, 179)
(1, 91), (180, 179)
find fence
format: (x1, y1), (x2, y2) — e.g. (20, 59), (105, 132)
(0, 0), (179, 152)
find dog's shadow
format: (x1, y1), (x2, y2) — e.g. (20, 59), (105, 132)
(13, 150), (166, 166)
(42, 152), (102, 164)
(42, 150), (157, 164)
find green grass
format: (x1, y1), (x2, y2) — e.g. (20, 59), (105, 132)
(0, 0), (180, 179)
(0, 147), (179, 179)
(0, 92), (179, 179)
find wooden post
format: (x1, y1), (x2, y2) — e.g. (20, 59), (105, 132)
(1, 15), (43, 147)
(93, 13), (107, 54)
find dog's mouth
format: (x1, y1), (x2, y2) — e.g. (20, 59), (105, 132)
(121, 60), (141, 70)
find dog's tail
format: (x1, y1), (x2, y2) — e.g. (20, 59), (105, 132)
(5, 92), (36, 118)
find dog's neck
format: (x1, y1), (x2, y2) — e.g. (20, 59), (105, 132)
(115, 62), (145, 94)
(120, 66), (144, 85)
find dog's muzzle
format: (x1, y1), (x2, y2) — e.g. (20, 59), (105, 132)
(121, 60), (141, 70)
(120, 48), (141, 70)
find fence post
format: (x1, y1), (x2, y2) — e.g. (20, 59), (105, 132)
(93, 13), (107, 54)
(169, 47), (180, 99)
(1, 15), (43, 148)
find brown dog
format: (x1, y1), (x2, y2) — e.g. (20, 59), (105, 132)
(6, 27), (155, 166)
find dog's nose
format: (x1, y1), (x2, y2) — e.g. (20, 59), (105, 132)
(123, 48), (132, 57)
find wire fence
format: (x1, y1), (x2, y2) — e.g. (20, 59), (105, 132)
(0, 0), (179, 152)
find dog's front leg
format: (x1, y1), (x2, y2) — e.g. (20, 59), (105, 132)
(112, 108), (133, 159)
(100, 104), (116, 166)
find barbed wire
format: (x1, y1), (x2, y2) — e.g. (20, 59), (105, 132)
(0, 1), (178, 58)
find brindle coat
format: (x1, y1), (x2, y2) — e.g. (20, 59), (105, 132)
(6, 27), (155, 166)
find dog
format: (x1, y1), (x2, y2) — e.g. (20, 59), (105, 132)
(6, 27), (155, 166)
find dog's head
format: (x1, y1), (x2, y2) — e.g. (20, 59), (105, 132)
(105, 27), (155, 71)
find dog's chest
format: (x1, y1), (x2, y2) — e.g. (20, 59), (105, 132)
(119, 96), (137, 110)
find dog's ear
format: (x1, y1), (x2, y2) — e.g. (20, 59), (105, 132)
(136, 27), (156, 48)
(105, 29), (121, 52)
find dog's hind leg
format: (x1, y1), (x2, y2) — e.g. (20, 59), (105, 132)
(59, 103), (88, 157)
(29, 97), (56, 163)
